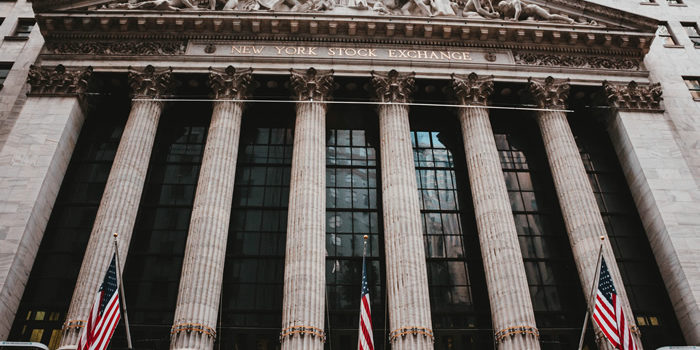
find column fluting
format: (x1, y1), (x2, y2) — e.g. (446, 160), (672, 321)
(170, 67), (253, 350)
(371, 70), (434, 350)
(280, 68), (334, 350)
(452, 73), (540, 350)
(59, 65), (173, 349)
(528, 77), (642, 350)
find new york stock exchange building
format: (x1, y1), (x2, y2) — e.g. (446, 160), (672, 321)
(2, 0), (700, 348)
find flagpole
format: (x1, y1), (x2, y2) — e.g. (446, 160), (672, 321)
(577, 236), (606, 350)
(113, 233), (133, 350)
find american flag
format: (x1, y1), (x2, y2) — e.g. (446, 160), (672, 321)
(77, 255), (121, 350)
(357, 254), (374, 350)
(593, 257), (637, 350)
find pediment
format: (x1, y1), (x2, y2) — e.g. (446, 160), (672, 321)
(34, 0), (656, 33)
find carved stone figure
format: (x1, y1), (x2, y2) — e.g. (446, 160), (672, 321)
(430, 0), (455, 16)
(497, 0), (574, 23)
(399, 0), (432, 16)
(108, 0), (202, 10)
(346, 0), (368, 9)
(461, 0), (498, 18)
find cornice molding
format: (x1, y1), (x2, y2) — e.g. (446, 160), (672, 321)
(128, 65), (175, 99)
(371, 70), (415, 103)
(290, 68), (334, 101)
(603, 80), (663, 112)
(451, 72), (494, 106)
(27, 64), (93, 97)
(209, 66), (254, 100)
(527, 76), (570, 109)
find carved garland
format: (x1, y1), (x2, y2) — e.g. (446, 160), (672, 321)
(45, 41), (187, 55)
(514, 52), (641, 70)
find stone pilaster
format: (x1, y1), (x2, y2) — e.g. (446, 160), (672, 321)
(59, 65), (173, 349)
(605, 81), (700, 344)
(528, 77), (642, 350)
(452, 73), (540, 350)
(0, 65), (91, 339)
(170, 66), (253, 350)
(371, 70), (434, 350)
(280, 68), (333, 350)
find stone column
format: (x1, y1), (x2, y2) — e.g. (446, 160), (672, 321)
(371, 70), (434, 350)
(170, 66), (253, 350)
(528, 77), (641, 350)
(0, 65), (91, 339)
(452, 73), (540, 350)
(59, 65), (173, 349)
(605, 81), (700, 345)
(279, 68), (333, 350)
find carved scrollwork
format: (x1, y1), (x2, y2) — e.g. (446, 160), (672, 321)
(290, 68), (334, 101)
(27, 65), (93, 96)
(128, 65), (176, 99)
(371, 70), (415, 103)
(209, 66), (254, 100)
(603, 80), (663, 112)
(514, 52), (641, 71)
(45, 41), (187, 56)
(451, 72), (494, 106)
(527, 76), (570, 109)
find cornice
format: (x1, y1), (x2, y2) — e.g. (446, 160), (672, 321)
(35, 11), (653, 55)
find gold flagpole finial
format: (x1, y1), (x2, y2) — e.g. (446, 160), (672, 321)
(600, 236), (605, 241)
(363, 235), (368, 240)
(113, 232), (118, 238)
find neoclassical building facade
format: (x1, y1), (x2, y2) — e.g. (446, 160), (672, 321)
(0, 0), (698, 349)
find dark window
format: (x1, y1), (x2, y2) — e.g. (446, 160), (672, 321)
(0, 62), (11, 88)
(114, 102), (211, 350)
(683, 77), (700, 100)
(682, 23), (700, 47)
(14, 19), (35, 38)
(325, 104), (387, 350)
(657, 23), (679, 46)
(667, 0), (683, 4)
(218, 103), (294, 349)
(410, 112), (492, 349)
(9, 87), (130, 349)
(492, 115), (588, 350)
(570, 117), (685, 349)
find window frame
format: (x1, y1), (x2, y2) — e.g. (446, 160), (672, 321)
(5, 18), (36, 40)
(0, 62), (12, 90)
(657, 22), (682, 47)
(683, 77), (700, 101)
(681, 22), (700, 48)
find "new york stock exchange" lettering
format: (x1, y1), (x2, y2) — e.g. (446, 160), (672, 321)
(229, 45), (472, 61)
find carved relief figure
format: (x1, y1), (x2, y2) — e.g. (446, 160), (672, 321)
(109, 0), (202, 10)
(346, 0), (368, 9)
(461, 0), (498, 18)
(497, 0), (574, 23)
(399, 0), (432, 16)
(430, 0), (456, 16)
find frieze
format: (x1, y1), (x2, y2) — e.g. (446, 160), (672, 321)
(514, 51), (641, 70)
(45, 41), (187, 55)
(27, 64), (93, 96)
(603, 80), (662, 112)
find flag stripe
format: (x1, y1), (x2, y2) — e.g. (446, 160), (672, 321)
(593, 258), (637, 350)
(77, 254), (121, 350)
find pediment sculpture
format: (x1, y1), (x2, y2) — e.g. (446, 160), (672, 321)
(106, 0), (593, 24)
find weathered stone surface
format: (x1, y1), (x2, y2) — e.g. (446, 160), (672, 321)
(170, 67), (252, 350)
(59, 66), (173, 349)
(452, 73), (540, 350)
(280, 68), (333, 350)
(372, 70), (434, 350)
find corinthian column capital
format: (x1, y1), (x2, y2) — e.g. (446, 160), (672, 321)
(371, 69), (415, 103)
(209, 66), (254, 100)
(290, 67), (334, 101)
(451, 72), (494, 106)
(128, 65), (175, 99)
(527, 76), (570, 109)
(27, 64), (93, 97)
(603, 80), (663, 111)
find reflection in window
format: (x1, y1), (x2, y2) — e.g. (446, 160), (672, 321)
(493, 117), (587, 350)
(220, 111), (294, 349)
(116, 104), (210, 349)
(571, 118), (684, 349)
(411, 111), (491, 349)
(326, 113), (386, 350)
(9, 95), (128, 349)
(657, 23), (679, 46)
